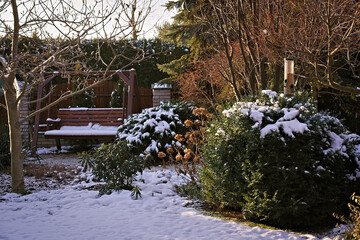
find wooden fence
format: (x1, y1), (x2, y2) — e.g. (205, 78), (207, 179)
(0, 82), (153, 127)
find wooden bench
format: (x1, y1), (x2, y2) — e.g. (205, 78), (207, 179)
(44, 108), (125, 150)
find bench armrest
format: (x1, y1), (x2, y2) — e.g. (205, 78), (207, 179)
(46, 118), (61, 130)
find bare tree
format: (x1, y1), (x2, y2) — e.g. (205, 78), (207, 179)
(0, 0), (152, 193)
(196, 0), (267, 100)
(259, 0), (360, 96)
(120, 0), (152, 40)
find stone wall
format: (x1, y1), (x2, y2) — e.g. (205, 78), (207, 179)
(19, 96), (30, 145)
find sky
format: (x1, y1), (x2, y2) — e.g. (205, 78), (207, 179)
(141, 0), (177, 38)
(1, 0), (177, 39)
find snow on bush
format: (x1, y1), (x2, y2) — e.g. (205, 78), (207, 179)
(200, 91), (360, 230)
(117, 101), (195, 163)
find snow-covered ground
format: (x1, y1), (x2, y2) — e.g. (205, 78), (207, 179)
(0, 154), (339, 240)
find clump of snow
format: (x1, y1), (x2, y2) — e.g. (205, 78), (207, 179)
(276, 119), (309, 138)
(45, 123), (118, 137)
(152, 83), (172, 89)
(283, 109), (300, 120)
(260, 124), (279, 138)
(250, 110), (264, 125)
(261, 89), (277, 98)
(35, 146), (73, 155)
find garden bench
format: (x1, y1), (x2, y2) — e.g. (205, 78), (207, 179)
(44, 108), (124, 150)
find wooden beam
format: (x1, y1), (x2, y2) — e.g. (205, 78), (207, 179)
(127, 69), (135, 116)
(31, 74), (58, 152)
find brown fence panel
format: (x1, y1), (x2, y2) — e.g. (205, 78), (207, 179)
(134, 87), (152, 112)
(93, 81), (118, 108)
(46, 81), (119, 121)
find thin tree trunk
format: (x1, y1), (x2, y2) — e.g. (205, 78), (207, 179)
(260, 58), (267, 89)
(4, 87), (25, 194)
(272, 63), (281, 92)
(8, 0), (25, 194)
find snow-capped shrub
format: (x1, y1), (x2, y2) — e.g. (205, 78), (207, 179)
(117, 101), (195, 164)
(200, 91), (360, 230)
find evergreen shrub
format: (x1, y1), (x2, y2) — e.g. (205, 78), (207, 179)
(200, 91), (360, 230)
(0, 125), (10, 170)
(117, 101), (195, 164)
(80, 140), (144, 196)
(110, 84), (123, 108)
(72, 89), (95, 107)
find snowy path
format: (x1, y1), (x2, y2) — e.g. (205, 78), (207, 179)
(0, 168), (330, 240)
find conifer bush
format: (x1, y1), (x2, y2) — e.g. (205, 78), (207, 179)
(72, 89), (95, 107)
(117, 101), (195, 164)
(80, 140), (144, 196)
(200, 91), (360, 230)
(110, 85), (123, 108)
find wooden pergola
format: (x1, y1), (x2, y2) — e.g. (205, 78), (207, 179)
(31, 69), (139, 150)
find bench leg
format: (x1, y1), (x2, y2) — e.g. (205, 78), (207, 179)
(56, 139), (61, 151)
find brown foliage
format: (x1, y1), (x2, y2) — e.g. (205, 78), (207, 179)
(334, 193), (360, 239)
(165, 108), (212, 182)
(175, 47), (249, 107)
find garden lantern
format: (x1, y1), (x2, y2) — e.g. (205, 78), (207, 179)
(284, 58), (294, 96)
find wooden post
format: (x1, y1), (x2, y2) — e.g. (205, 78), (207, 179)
(31, 74), (57, 153)
(284, 58), (294, 97)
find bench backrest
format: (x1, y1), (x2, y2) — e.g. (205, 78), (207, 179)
(57, 108), (124, 127)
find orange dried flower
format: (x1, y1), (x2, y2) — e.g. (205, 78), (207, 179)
(184, 153), (191, 160)
(206, 113), (213, 119)
(184, 148), (192, 154)
(194, 119), (202, 126)
(192, 108), (201, 115)
(194, 156), (200, 163)
(184, 120), (193, 127)
(192, 108), (206, 115)
(166, 147), (174, 154)
(174, 134), (184, 142)
(200, 108), (208, 115)
(175, 154), (183, 162)
(193, 130), (201, 136)
(158, 152), (166, 158)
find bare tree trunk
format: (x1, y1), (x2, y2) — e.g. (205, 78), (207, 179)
(4, 87), (25, 194)
(6, 0), (24, 194)
(272, 63), (281, 93)
(249, 70), (256, 94)
(260, 58), (267, 89)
